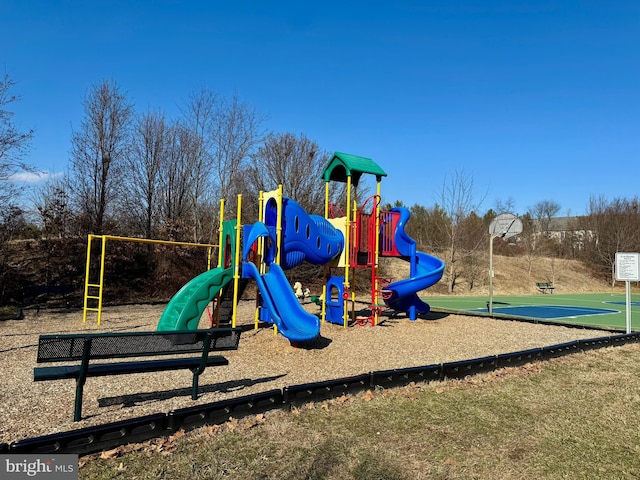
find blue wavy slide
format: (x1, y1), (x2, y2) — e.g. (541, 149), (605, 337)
(242, 261), (321, 343)
(241, 198), (344, 342)
(383, 207), (445, 320)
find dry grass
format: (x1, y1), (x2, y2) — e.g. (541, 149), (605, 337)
(382, 254), (615, 297)
(78, 343), (640, 479)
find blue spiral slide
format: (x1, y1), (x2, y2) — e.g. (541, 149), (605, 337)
(383, 207), (445, 320)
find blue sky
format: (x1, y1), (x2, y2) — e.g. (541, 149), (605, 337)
(2, 0), (638, 217)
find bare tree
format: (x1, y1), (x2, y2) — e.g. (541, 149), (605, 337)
(246, 132), (330, 214)
(494, 197), (516, 215)
(34, 176), (71, 239)
(124, 110), (168, 238)
(182, 89), (217, 241)
(459, 211), (487, 291)
(517, 213), (537, 275)
(157, 122), (200, 240)
(581, 195), (640, 285)
(0, 72), (34, 206)
(529, 199), (561, 237)
(69, 80), (133, 234)
(435, 169), (486, 293)
(211, 94), (264, 209)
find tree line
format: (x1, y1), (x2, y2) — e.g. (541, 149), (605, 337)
(36, 81), (336, 243)
(1, 73), (639, 308)
(395, 177), (640, 291)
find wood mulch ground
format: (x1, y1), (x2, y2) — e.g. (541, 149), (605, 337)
(0, 298), (606, 445)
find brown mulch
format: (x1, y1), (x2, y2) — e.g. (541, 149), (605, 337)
(0, 299), (605, 445)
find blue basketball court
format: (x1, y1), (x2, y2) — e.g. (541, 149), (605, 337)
(470, 304), (620, 319)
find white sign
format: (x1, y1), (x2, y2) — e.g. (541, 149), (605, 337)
(615, 252), (640, 282)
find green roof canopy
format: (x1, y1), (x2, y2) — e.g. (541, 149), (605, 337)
(320, 152), (387, 187)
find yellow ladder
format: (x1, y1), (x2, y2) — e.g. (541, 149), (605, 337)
(82, 234), (107, 325)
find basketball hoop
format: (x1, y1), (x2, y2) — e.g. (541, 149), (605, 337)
(488, 213), (523, 315)
(489, 213), (523, 239)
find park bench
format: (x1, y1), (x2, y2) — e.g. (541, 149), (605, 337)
(25, 284), (76, 312)
(34, 328), (241, 421)
(535, 282), (555, 294)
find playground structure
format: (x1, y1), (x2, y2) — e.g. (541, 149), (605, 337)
(83, 152), (446, 343)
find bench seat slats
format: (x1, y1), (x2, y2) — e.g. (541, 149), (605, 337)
(34, 355), (229, 381)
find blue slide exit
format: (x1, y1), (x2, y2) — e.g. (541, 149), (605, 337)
(242, 261), (321, 343)
(383, 207), (445, 320)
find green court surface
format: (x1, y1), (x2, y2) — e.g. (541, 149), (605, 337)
(424, 293), (640, 331)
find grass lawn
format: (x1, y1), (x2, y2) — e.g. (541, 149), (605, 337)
(79, 342), (640, 480)
(425, 293), (640, 331)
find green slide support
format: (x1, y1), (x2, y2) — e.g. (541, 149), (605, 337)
(157, 266), (234, 331)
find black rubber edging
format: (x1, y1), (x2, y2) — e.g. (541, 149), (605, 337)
(370, 364), (441, 389)
(441, 355), (498, 380)
(283, 374), (371, 405)
(167, 389), (283, 432)
(10, 413), (168, 455)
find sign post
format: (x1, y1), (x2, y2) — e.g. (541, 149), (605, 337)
(615, 252), (639, 334)
(488, 214), (522, 315)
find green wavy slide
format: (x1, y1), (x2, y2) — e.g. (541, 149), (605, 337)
(156, 266), (234, 331)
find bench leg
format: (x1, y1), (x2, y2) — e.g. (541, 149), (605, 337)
(73, 339), (91, 421)
(74, 379), (85, 422)
(191, 371), (199, 400)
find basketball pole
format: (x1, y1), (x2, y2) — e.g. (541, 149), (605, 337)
(489, 233), (497, 315)
(488, 213), (522, 316)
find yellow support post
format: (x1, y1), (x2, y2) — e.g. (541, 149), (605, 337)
(373, 181), (382, 326)
(321, 180), (330, 324)
(274, 185), (284, 335)
(231, 194), (242, 329)
(351, 199), (358, 325)
(97, 236), (107, 325)
(275, 184), (283, 265)
(82, 235), (107, 325)
(324, 181), (330, 219)
(82, 235), (93, 323)
(255, 190), (265, 329)
(82, 235), (105, 323)
(343, 175), (352, 328)
(210, 198), (226, 327)
(218, 198), (225, 268)
(258, 190), (265, 275)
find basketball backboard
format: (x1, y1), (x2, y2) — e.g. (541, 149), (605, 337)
(489, 213), (523, 239)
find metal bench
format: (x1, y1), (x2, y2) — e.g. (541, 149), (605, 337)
(535, 282), (555, 294)
(34, 328), (241, 421)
